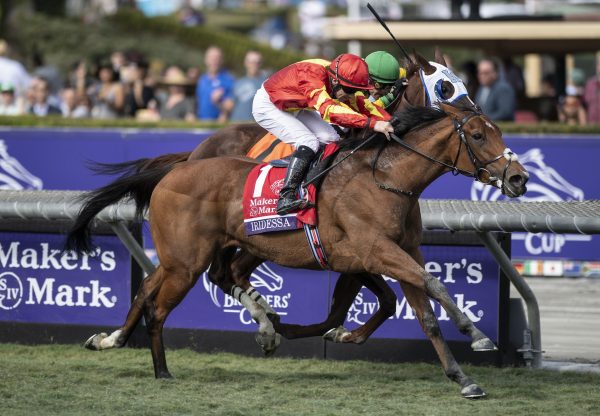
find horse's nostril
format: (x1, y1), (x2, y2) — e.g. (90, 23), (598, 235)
(509, 173), (527, 187)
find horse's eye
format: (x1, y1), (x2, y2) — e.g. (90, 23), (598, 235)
(472, 132), (483, 141)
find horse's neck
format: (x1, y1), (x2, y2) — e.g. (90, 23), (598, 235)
(379, 121), (455, 195)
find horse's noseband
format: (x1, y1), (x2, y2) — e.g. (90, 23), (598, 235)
(452, 113), (516, 194)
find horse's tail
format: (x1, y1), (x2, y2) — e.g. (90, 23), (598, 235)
(65, 151), (191, 253)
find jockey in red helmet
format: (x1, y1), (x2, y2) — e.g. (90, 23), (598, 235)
(252, 53), (394, 215)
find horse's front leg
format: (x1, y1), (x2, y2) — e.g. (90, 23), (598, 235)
(406, 246), (497, 352)
(361, 239), (486, 399)
(324, 273), (397, 344)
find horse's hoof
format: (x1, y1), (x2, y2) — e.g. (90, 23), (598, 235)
(461, 384), (487, 399)
(323, 326), (351, 343)
(156, 371), (173, 379)
(255, 332), (281, 356)
(471, 338), (498, 352)
(83, 333), (107, 351)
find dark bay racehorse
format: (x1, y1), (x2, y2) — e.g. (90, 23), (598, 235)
(69, 101), (528, 398)
(70, 52), (485, 347)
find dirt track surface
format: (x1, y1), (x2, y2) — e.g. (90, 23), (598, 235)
(512, 277), (600, 363)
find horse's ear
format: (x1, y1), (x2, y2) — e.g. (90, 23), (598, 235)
(434, 47), (448, 67)
(414, 52), (436, 75)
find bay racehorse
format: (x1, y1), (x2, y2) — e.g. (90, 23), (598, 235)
(70, 100), (528, 398)
(69, 52), (488, 348)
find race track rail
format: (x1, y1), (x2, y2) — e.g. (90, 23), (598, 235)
(2, 190), (599, 368)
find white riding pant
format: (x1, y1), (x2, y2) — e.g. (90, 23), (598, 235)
(252, 85), (340, 153)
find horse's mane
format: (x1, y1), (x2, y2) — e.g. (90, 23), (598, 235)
(338, 105), (446, 151)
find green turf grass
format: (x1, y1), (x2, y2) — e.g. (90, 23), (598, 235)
(0, 343), (598, 416)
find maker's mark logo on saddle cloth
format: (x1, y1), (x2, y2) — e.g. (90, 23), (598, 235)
(269, 178), (285, 195)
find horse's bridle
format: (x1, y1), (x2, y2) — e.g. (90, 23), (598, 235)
(451, 112), (517, 192)
(374, 109), (518, 197)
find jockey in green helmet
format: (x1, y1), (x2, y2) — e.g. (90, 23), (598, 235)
(365, 51), (407, 110)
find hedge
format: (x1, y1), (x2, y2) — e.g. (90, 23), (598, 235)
(2, 115), (600, 135)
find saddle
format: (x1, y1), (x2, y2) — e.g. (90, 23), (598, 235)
(246, 133), (295, 162)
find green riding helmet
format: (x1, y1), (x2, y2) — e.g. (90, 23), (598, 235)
(365, 51), (400, 84)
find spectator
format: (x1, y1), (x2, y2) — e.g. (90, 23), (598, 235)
(196, 46), (235, 123)
(570, 67), (586, 97)
(230, 51), (267, 122)
(475, 59), (515, 121)
(159, 66), (196, 121)
(537, 73), (558, 122)
(88, 61), (125, 119)
(69, 60), (93, 100)
(32, 49), (62, 101)
(186, 66), (201, 85)
(110, 51), (126, 80)
(0, 83), (24, 115)
(501, 57), (525, 100)
(28, 77), (62, 117)
(60, 86), (90, 118)
(558, 86), (587, 126)
(122, 59), (156, 118)
(0, 39), (31, 99)
(583, 54), (600, 124)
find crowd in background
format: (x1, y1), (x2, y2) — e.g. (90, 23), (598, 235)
(1, 36), (600, 125)
(452, 55), (600, 125)
(0, 40), (268, 123)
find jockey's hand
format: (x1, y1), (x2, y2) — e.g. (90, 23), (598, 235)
(382, 78), (407, 109)
(374, 120), (394, 140)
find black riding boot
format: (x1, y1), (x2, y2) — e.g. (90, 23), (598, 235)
(276, 145), (316, 215)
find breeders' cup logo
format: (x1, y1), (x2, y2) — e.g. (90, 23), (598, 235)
(0, 271), (24, 310)
(471, 148), (588, 254)
(0, 140), (43, 190)
(471, 148), (584, 202)
(202, 263), (291, 325)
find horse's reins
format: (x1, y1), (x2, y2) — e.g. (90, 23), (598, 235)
(302, 129), (380, 188)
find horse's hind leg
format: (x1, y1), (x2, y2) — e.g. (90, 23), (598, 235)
(324, 273), (397, 344)
(276, 272), (364, 340)
(144, 264), (205, 378)
(400, 281), (486, 399)
(84, 265), (165, 351)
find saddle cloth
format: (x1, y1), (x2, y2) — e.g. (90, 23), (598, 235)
(243, 142), (339, 236)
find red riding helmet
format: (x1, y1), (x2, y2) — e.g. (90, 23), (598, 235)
(328, 54), (373, 90)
